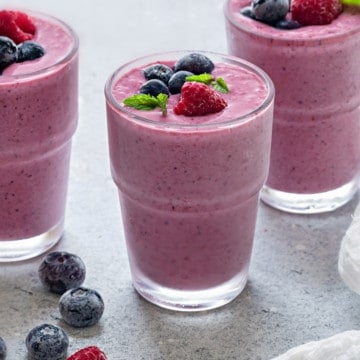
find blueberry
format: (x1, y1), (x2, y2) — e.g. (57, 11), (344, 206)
(26, 324), (68, 360)
(0, 36), (18, 73)
(59, 287), (104, 328)
(275, 18), (302, 29)
(174, 53), (215, 75)
(168, 70), (194, 94)
(139, 79), (170, 97)
(0, 337), (6, 360)
(252, 0), (289, 24)
(240, 6), (256, 19)
(17, 41), (45, 63)
(38, 251), (86, 295)
(143, 64), (174, 85)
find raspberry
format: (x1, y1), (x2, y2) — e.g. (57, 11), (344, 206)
(291, 0), (342, 26)
(67, 346), (107, 360)
(174, 82), (227, 117)
(0, 10), (35, 44)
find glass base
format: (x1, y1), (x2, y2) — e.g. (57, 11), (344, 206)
(261, 179), (359, 214)
(0, 220), (64, 262)
(132, 272), (248, 312)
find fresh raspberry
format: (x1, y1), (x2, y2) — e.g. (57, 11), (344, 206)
(291, 0), (342, 26)
(0, 10), (35, 44)
(67, 346), (107, 360)
(174, 82), (227, 116)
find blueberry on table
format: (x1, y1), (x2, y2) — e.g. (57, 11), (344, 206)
(174, 53), (215, 74)
(38, 251), (86, 294)
(139, 79), (170, 97)
(17, 41), (45, 62)
(0, 36), (18, 73)
(168, 70), (194, 94)
(252, 0), (289, 24)
(0, 337), (6, 360)
(59, 287), (105, 328)
(26, 324), (69, 360)
(143, 64), (174, 84)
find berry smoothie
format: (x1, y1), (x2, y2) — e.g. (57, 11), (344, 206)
(105, 51), (274, 311)
(225, 0), (360, 213)
(0, 11), (78, 261)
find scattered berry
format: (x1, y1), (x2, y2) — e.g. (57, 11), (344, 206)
(275, 18), (302, 29)
(168, 70), (193, 94)
(0, 337), (6, 360)
(26, 324), (69, 360)
(174, 53), (214, 75)
(0, 36), (18, 73)
(38, 251), (86, 295)
(17, 41), (45, 62)
(252, 0), (289, 24)
(143, 64), (174, 85)
(240, 6), (256, 19)
(59, 287), (104, 328)
(174, 81), (227, 117)
(291, 0), (342, 26)
(0, 10), (35, 44)
(139, 79), (170, 97)
(67, 346), (107, 360)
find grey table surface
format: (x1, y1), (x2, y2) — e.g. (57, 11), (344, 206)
(1, 0), (360, 359)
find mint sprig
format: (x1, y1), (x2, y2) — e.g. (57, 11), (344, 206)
(123, 93), (168, 116)
(185, 73), (230, 93)
(341, 0), (360, 5)
(212, 77), (229, 93)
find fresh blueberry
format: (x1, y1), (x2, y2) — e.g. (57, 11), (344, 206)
(0, 36), (18, 73)
(26, 324), (69, 360)
(174, 53), (215, 75)
(143, 64), (174, 85)
(0, 337), (6, 360)
(275, 18), (302, 29)
(59, 287), (104, 328)
(38, 251), (86, 295)
(139, 79), (170, 97)
(240, 6), (256, 19)
(168, 70), (194, 94)
(17, 41), (45, 63)
(252, 0), (289, 24)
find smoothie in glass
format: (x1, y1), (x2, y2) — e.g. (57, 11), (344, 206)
(105, 51), (274, 311)
(0, 10), (78, 261)
(224, 0), (360, 213)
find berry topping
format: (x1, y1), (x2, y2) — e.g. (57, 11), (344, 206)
(275, 19), (302, 29)
(174, 81), (227, 117)
(168, 70), (194, 94)
(240, 6), (256, 19)
(291, 0), (343, 26)
(0, 36), (17, 73)
(38, 251), (86, 295)
(26, 324), (69, 360)
(174, 53), (215, 75)
(17, 41), (45, 62)
(0, 337), (6, 360)
(59, 287), (105, 328)
(67, 346), (107, 360)
(252, 0), (290, 24)
(143, 63), (174, 84)
(0, 10), (35, 44)
(139, 79), (170, 97)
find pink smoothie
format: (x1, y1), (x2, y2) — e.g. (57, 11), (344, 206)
(106, 52), (274, 299)
(0, 11), (78, 241)
(225, 0), (360, 194)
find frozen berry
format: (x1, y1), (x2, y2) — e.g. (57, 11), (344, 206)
(17, 41), (45, 62)
(174, 53), (215, 75)
(26, 324), (69, 360)
(291, 0), (342, 26)
(0, 36), (18, 73)
(240, 6), (256, 19)
(174, 82), (227, 117)
(67, 346), (107, 360)
(0, 337), (6, 360)
(59, 287), (104, 328)
(38, 251), (86, 295)
(139, 79), (170, 97)
(0, 10), (35, 44)
(143, 64), (174, 85)
(168, 70), (193, 94)
(252, 0), (289, 24)
(275, 18), (302, 29)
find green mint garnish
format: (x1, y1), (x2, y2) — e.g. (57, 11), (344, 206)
(341, 0), (360, 5)
(186, 73), (230, 94)
(123, 93), (168, 116)
(212, 77), (229, 93)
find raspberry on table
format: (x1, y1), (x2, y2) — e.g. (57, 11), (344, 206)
(0, 10), (35, 44)
(67, 346), (107, 360)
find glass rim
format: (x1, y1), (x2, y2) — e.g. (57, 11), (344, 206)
(0, 9), (79, 82)
(104, 50), (274, 130)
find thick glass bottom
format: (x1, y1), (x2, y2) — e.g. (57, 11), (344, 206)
(261, 179), (359, 214)
(0, 220), (64, 262)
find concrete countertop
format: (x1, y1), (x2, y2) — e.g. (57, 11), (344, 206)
(1, 0), (359, 359)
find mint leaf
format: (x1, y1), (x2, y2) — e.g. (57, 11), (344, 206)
(186, 73), (214, 85)
(212, 77), (229, 93)
(157, 93), (168, 116)
(341, 0), (360, 5)
(123, 93), (168, 115)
